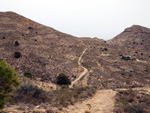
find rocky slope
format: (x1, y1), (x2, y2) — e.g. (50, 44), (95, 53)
(81, 25), (150, 88)
(108, 25), (150, 51)
(0, 11), (87, 83)
(0, 12), (150, 89)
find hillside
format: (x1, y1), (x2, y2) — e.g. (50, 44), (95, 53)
(80, 25), (150, 88)
(0, 11), (87, 83)
(1, 11), (150, 113)
(0, 12), (150, 89)
(108, 25), (150, 51)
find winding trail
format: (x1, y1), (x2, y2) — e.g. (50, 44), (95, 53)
(70, 47), (89, 88)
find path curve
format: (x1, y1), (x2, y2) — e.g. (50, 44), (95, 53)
(70, 47), (89, 88)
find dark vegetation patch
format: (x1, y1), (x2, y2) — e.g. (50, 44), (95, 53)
(121, 55), (131, 61)
(14, 52), (21, 58)
(15, 41), (19, 46)
(56, 73), (71, 85)
(114, 89), (150, 113)
(24, 72), (33, 79)
(13, 84), (49, 105)
(8, 84), (96, 107)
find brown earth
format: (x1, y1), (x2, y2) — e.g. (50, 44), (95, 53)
(0, 11), (150, 89)
(1, 11), (150, 112)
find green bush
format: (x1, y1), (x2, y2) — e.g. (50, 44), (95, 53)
(121, 56), (131, 61)
(61, 85), (67, 89)
(24, 72), (32, 79)
(15, 41), (19, 46)
(56, 73), (71, 85)
(0, 61), (20, 109)
(14, 52), (21, 58)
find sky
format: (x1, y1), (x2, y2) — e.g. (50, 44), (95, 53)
(0, 0), (150, 40)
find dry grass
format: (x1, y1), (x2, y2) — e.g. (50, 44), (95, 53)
(114, 89), (150, 113)
(7, 84), (96, 109)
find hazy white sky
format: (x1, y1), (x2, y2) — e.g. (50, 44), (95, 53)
(0, 0), (150, 40)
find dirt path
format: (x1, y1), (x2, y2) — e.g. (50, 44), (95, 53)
(64, 89), (116, 113)
(64, 87), (150, 113)
(115, 86), (150, 92)
(70, 47), (89, 88)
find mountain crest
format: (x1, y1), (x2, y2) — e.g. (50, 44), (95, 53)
(124, 25), (150, 33)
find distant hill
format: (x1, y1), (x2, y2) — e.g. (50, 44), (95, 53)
(108, 25), (150, 51)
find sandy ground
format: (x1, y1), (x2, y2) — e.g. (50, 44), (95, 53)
(63, 89), (116, 113)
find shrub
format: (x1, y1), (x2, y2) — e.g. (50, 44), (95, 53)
(28, 27), (33, 30)
(127, 104), (144, 113)
(115, 90), (150, 113)
(14, 52), (21, 58)
(61, 85), (67, 89)
(121, 56), (131, 61)
(24, 72), (32, 79)
(15, 84), (49, 104)
(121, 72), (125, 75)
(56, 73), (71, 85)
(15, 41), (19, 46)
(103, 48), (108, 51)
(0, 61), (20, 109)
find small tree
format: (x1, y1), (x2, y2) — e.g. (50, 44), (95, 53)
(0, 61), (20, 109)
(56, 73), (71, 85)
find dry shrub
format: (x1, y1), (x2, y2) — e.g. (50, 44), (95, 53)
(114, 89), (150, 113)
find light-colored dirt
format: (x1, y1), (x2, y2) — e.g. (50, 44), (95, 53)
(63, 89), (116, 113)
(116, 86), (150, 92)
(63, 87), (150, 113)
(70, 47), (89, 88)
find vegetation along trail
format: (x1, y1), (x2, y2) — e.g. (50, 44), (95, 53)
(64, 87), (150, 113)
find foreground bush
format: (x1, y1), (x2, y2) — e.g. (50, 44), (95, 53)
(15, 84), (49, 104)
(0, 61), (20, 109)
(48, 87), (96, 107)
(12, 86), (96, 107)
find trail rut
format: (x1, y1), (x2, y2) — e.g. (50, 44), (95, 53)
(70, 47), (89, 88)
